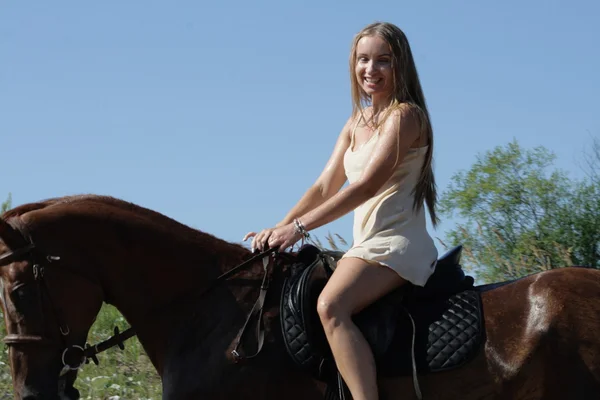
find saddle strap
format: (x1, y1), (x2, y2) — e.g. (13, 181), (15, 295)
(405, 307), (423, 400)
(232, 256), (271, 361)
(324, 384), (339, 400)
(337, 371), (346, 400)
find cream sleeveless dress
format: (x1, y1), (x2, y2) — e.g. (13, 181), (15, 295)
(341, 117), (438, 286)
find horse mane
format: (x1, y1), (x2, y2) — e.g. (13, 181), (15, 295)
(1, 194), (249, 255)
(2, 198), (61, 220)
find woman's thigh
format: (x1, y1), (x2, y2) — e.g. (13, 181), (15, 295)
(318, 256), (407, 316)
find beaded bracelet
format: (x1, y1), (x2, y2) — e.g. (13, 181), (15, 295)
(293, 218), (310, 239)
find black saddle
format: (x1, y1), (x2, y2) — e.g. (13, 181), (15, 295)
(280, 244), (483, 399)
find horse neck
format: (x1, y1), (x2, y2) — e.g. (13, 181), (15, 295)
(153, 254), (303, 395)
(97, 230), (261, 374)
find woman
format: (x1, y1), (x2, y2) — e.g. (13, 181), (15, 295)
(244, 21), (439, 400)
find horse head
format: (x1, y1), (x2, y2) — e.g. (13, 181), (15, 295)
(0, 195), (264, 399)
(0, 212), (104, 400)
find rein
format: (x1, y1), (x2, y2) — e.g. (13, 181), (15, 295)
(0, 239), (280, 372)
(84, 246), (281, 365)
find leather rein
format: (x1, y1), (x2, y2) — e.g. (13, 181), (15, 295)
(0, 239), (279, 375)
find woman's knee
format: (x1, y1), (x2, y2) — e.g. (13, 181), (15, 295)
(317, 291), (350, 326)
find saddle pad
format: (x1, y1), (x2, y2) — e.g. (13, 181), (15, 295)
(279, 244), (483, 380)
(280, 256), (331, 378)
(380, 289), (483, 376)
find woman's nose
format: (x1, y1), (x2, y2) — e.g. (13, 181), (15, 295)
(366, 60), (375, 74)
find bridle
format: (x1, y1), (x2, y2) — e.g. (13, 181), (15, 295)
(0, 234), (281, 377)
(0, 241), (111, 376)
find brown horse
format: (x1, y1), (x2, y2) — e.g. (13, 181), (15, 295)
(0, 194), (599, 400)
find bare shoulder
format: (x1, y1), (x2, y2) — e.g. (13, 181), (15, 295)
(383, 103), (428, 146)
(388, 103), (425, 125)
(339, 112), (360, 141)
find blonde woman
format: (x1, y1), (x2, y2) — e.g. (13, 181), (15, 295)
(244, 21), (439, 400)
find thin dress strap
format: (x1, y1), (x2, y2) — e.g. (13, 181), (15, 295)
(350, 114), (362, 150)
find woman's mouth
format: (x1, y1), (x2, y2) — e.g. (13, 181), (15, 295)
(364, 77), (382, 88)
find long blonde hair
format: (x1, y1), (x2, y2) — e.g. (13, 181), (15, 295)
(349, 21), (438, 226)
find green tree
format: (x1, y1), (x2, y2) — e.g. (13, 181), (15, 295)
(582, 136), (600, 186)
(564, 136), (600, 267)
(1, 193), (11, 214)
(439, 139), (600, 283)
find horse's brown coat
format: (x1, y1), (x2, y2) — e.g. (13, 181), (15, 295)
(1, 195), (599, 399)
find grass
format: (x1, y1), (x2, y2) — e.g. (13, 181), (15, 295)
(0, 305), (162, 399)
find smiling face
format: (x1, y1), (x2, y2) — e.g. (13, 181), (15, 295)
(354, 35), (394, 101)
(349, 22), (424, 115)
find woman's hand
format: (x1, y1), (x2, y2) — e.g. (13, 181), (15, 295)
(243, 223), (302, 252)
(243, 228), (275, 252)
(268, 223), (303, 251)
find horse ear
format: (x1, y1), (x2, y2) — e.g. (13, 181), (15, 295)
(0, 218), (24, 248)
(0, 219), (11, 239)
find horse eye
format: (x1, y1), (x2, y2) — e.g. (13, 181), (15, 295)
(10, 284), (38, 316)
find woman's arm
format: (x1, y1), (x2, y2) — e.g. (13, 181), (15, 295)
(275, 116), (355, 226)
(298, 106), (421, 232)
(263, 106), (423, 252)
(244, 115), (354, 248)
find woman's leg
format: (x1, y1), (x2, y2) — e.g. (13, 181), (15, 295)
(317, 257), (407, 400)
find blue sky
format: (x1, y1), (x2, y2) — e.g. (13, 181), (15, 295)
(1, 1), (598, 260)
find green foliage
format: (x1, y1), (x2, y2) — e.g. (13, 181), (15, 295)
(1, 194), (11, 214)
(439, 139), (600, 283)
(0, 305), (162, 399)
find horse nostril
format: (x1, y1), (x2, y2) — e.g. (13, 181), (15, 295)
(64, 386), (81, 400)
